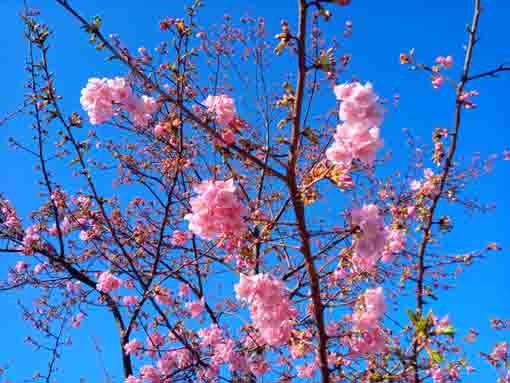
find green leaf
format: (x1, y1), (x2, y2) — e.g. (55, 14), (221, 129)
(430, 351), (444, 363)
(439, 325), (456, 338)
(407, 309), (418, 325)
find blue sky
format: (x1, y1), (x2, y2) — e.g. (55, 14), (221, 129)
(0, 0), (509, 382)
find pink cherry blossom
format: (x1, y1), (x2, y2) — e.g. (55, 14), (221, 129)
(80, 78), (114, 125)
(198, 324), (223, 347)
(127, 95), (159, 128)
(386, 228), (406, 254)
(327, 82), (384, 169)
(171, 230), (190, 246)
(297, 361), (317, 379)
(0, 199), (21, 230)
(22, 224), (41, 255)
(350, 204), (387, 271)
(352, 286), (386, 330)
(326, 121), (383, 167)
(235, 273), (296, 346)
(96, 270), (122, 293)
(107, 77), (133, 105)
(334, 82), (384, 127)
(123, 295), (139, 306)
(186, 297), (205, 318)
(125, 376), (142, 383)
(124, 338), (143, 355)
(154, 286), (173, 305)
(140, 365), (161, 383)
(184, 179), (247, 241)
(203, 94), (237, 125)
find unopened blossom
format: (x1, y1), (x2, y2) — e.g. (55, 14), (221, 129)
(184, 179), (247, 241)
(71, 312), (85, 328)
(432, 76), (444, 89)
(235, 273), (296, 346)
(96, 270), (122, 293)
(435, 55), (454, 69)
(203, 94), (237, 125)
(459, 90), (479, 109)
(350, 204), (387, 271)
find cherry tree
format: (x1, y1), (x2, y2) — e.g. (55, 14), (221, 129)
(1, 0), (509, 382)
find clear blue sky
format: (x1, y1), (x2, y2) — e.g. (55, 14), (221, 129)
(1, 0), (509, 382)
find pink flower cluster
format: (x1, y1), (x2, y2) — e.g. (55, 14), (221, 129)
(326, 82), (384, 169)
(350, 204), (387, 271)
(435, 55), (454, 69)
(350, 286), (387, 355)
(203, 94), (237, 126)
(170, 230), (190, 246)
(186, 297), (205, 318)
(184, 179), (247, 241)
(197, 324), (246, 375)
(235, 273), (296, 346)
(96, 270), (122, 293)
(411, 168), (439, 196)
(382, 228), (406, 262)
(0, 199), (21, 230)
(80, 77), (158, 126)
(22, 224), (41, 255)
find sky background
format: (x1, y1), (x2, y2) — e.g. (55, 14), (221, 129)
(0, 0), (509, 382)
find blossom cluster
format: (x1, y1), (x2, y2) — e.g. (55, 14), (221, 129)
(203, 94), (239, 144)
(349, 286), (387, 355)
(235, 273), (297, 346)
(350, 204), (387, 271)
(0, 199), (21, 230)
(96, 270), (123, 293)
(80, 77), (158, 126)
(326, 82), (384, 169)
(184, 179), (247, 241)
